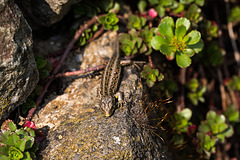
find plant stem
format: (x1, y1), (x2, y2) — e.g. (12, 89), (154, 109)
(178, 68), (186, 112)
(214, 2), (239, 109)
(224, 0), (240, 75)
(148, 55), (153, 68)
(50, 64), (106, 78)
(217, 68), (227, 111)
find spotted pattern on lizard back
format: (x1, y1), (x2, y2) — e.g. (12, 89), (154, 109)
(99, 36), (121, 116)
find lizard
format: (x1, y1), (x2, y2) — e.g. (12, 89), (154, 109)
(99, 36), (123, 117)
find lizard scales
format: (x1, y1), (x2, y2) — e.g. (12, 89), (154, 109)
(100, 37), (121, 116)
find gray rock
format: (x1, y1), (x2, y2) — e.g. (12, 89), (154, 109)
(33, 32), (171, 159)
(0, 0), (38, 124)
(17, 0), (83, 27)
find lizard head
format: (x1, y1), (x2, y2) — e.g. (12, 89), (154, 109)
(100, 97), (115, 117)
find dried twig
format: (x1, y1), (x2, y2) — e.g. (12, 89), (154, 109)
(51, 64), (106, 78)
(224, 0), (240, 74)
(217, 68), (227, 111)
(148, 55), (153, 68)
(178, 68), (186, 112)
(214, 1), (239, 109)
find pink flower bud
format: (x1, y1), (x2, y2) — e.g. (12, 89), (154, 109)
(24, 120), (36, 130)
(148, 8), (158, 19)
(206, 131), (211, 136)
(188, 124), (197, 136)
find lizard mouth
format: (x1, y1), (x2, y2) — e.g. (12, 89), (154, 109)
(105, 113), (111, 117)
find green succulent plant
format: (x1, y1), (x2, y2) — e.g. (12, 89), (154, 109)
(139, 27), (157, 55)
(170, 108), (192, 133)
(151, 16), (204, 68)
(99, 12), (119, 31)
(78, 24), (98, 46)
(170, 108), (192, 146)
(138, 0), (147, 14)
(196, 132), (216, 159)
(224, 105), (240, 124)
(0, 120), (38, 160)
(185, 4), (203, 27)
(119, 27), (156, 56)
(187, 78), (206, 105)
(35, 56), (52, 79)
(141, 65), (164, 87)
(119, 29), (144, 56)
(227, 76), (240, 91)
(180, 0), (204, 6)
(127, 15), (147, 30)
(200, 20), (218, 41)
(228, 6), (240, 23)
(197, 111), (234, 158)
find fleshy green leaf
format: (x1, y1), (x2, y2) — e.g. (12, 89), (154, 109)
(6, 121), (17, 132)
(195, 0), (205, 6)
(138, 0), (147, 13)
(155, 5), (165, 17)
(0, 130), (11, 144)
(151, 35), (168, 50)
(8, 146), (23, 159)
(176, 52), (192, 68)
(0, 153), (9, 160)
(143, 65), (152, 73)
(175, 25), (187, 40)
(160, 44), (175, 56)
(148, 73), (157, 82)
(176, 17), (191, 31)
(24, 127), (35, 138)
(8, 133), (20, 146)
(158, 22), (174, 37)
(158, 73), (164, 81)
(215, 115), (226, 124)
(152, 69), (159, 77)
(180, 108), (192, 120)
(149, 0), (159, 5)
(161, 16), (174, 27)
(223, 126), (234, 138)
(35, 58), (47, 70)
(188, 39), (204, 53)
(186, 30), (201, 45)
(23, 151), (32, 160)
(207, 111), (217, 120)
(184, 48), (195, 57)
(15, 129), (28, 139)
(199, 122), (210, 133)
(14, 139), (26, 152)
(147, 79), (155, 87)
(24, 136), (35, 150)
(0, 144), (9, 156)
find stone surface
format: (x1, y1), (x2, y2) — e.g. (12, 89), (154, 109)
(17, 0), (83, 27)
(33, 32), (171, 159)
(0, 0), (38, 124)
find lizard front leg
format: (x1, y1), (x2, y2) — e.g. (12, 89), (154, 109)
(114, 91), (124, 108)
